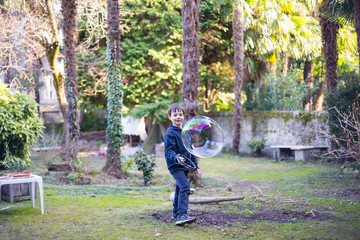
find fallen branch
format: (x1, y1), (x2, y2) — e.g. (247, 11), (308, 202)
(1, 205), (15, 211)
(189, 196), (245, 204)
(251, 184), (263, 196)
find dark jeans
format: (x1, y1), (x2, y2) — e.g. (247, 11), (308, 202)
(171, 170), (190, 216)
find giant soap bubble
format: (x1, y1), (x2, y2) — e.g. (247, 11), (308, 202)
(181, 116), (224, 158)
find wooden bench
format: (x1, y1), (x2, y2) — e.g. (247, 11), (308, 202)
(270, 145), (329, 161)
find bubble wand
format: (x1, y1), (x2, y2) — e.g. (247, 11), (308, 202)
(176, 154), (197, 170)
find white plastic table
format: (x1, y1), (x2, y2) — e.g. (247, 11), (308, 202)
(0, 174), (44, 214)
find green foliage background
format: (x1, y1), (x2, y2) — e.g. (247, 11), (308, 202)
(121, 0), (183, 107)
(73, 0), (358, 125)
(0, 83), (43, 170)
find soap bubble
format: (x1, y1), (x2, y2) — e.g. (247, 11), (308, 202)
(181, 116), (224, 158)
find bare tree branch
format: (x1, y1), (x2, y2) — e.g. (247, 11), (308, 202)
(321, 103), (360, 162)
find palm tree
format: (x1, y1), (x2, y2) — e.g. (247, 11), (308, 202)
(181, 0), (201, 186)
(102, 0), (125, 178)
(231, 1), (245, 154)
(318, 2), (340, 92)
(302, 58), (315, 110)
(181, 0), (201, 121)
(212, 0), (246, 153)
(354, 0), (360, 71)
(324, 0), (360, 73)
(61, 0), (80, 170)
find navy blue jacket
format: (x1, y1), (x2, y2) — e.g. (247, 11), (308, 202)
(165, 125), (199, 174)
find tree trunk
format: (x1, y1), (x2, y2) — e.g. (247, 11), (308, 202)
(231, 4), (245, 154)
(34, 59), (41, 114)
(61, 0), (80, 171)
(45, 0), (67, 121)
(314, 81), (325, 110)
(182, 0), (200, 122)
(3, 56), (10, 84)
(319, 7), (339, 93)
(181, 0), (201, 187)
(354, 0), (360, 71)
(102, 0), (126, 179)
(303, 59), (315, 111)
(281, 55), (289, 77)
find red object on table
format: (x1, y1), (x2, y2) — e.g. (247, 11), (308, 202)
(6, 172), (32, 178)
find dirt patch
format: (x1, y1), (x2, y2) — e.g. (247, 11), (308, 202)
(151, 209), (335, 226)
(340, 188), (360, 198)
(245, 209), (329, 222)
(48, 163), (72, 172)
(312, 187), (360, 200)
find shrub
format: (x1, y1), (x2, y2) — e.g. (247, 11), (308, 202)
(247, 138), (266, 154)
(122, 156), (134, 174)
(134, 149), (156, 186)
(0, 83), (43, 170)
(325, 72), (360, 144)
(244, 67), (307, 111)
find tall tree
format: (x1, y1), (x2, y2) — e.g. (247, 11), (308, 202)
(102, 0), (126, 178)
(0, 1), (68, 119)
(61, 0), (80, 170)
(46, 0), (68, 120)
(355, 0), (360, 71)
(324, 0), (360, 72)
(303, 58), (315, 110)
(182, 0), (201, 121)
(231, 1), (245, 154)
(319, 3), (339, 92)
(181, 0), (201, 186)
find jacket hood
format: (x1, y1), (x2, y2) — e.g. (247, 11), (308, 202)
(168, 124), (182, 132)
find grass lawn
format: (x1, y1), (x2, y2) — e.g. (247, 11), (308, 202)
(1, 151), (359, 240)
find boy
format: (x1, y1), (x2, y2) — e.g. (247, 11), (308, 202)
(165, 103), (200, 226)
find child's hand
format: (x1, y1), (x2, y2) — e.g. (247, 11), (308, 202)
(177, 156), (186, 164)
(194, 169), (201, 175)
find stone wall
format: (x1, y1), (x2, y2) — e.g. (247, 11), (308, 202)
(210, 111), (330, 155)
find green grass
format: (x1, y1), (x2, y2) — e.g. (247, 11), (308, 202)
(1, 153), (359, 239)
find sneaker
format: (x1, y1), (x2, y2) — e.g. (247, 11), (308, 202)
(171, 214), (177, 220)
(175, 214), (196, 226)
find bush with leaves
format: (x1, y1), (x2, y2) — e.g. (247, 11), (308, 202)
(246, 138), (266, 154)
(0, 83), (43, 170)
(244, 66), (308, 111)
(134, 149), (157, 186)
(325, 72), (360, 143)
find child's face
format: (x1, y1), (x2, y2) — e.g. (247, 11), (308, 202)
(168, 110), (184, 128)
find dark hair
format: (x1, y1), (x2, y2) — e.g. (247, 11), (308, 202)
(167, 103), (184, 116)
